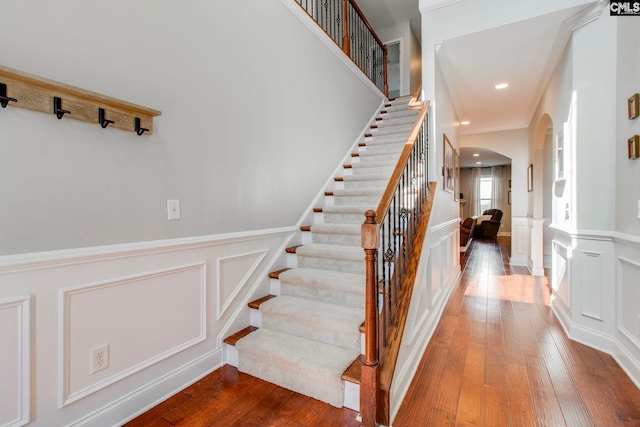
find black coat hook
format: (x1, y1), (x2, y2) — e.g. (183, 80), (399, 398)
(53, 97), (70, 119)
(0, 83), (17, 108)
(98, 108), (114, 128)
(135, 117), (149, 136)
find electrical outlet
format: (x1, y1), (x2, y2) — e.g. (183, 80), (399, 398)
(90, 343), (109, 374)
(167, 199), (180, 220)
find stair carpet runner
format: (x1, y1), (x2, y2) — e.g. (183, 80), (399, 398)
(226, 97), (419, 409)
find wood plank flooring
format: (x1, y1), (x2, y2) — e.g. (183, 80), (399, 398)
(125, 237), (640, 427)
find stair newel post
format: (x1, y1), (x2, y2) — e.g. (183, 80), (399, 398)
(342, 0), (351, 57)
(361, 210), (380, 427)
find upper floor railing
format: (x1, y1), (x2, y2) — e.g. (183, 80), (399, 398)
(293, 0), (388, 96)
(360, 97), (432, 426)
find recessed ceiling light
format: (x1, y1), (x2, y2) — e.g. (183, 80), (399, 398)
(476, 161), (482, 165)
(495, 82), (509, 90)
(460, 120), (470, 126)
(473, 153), (480, 157)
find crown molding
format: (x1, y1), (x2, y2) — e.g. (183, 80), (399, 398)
(419, 0), (463, 13)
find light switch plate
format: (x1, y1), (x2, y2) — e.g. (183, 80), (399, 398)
(167, 199), (180, 220)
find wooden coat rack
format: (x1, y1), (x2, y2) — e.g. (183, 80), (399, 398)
(0, 65), (161, 135)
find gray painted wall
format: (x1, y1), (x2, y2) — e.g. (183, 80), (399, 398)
(0, 0), (382, 255)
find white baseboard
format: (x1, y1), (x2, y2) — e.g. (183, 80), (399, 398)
(74, 348), (223, 427)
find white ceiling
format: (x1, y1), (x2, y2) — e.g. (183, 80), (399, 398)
(355, 0), (597, 168)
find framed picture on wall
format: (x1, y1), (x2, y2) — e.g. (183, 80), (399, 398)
(629, 93), (639, 120)
(454, 150), (460, 201)
(443, 134), (454, 193)
(629, 135), (639, 159)
(527, 164), (533, 192)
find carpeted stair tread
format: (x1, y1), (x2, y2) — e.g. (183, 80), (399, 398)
(342, 173), (395, 182)
(320, 205), (372, 224)
(259, 295), (362, 352)
(235, 328), (358, 407)
(296, 243), (362, 260)
(309, 223), (362, 246)
(311, 223), (360, 235)
(279, 267), (364, 309)
(296, 244), (365, 274)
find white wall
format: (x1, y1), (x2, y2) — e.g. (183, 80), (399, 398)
(0, 0), (383, 256)
(378, 22), (422, 97)
(616, 16), (640, 234)
(531, 6), (640, 390)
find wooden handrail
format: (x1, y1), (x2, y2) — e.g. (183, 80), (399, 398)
(346, 0), (386, 50)
(375, 101), (430, 222)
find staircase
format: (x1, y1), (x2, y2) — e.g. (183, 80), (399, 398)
(224, 97), (420, 410)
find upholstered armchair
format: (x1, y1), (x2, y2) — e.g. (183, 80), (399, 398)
(460, 217), (476, 247)
(474, 209), (503, 238)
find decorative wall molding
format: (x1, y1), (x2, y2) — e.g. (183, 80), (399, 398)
(580, 250), (604, 321)
(0, 295), (31, 427)
(67, 348), (222, 427)
(59, 262), (207, 407)
(217, 249), (268, 320)
(0, 227), (296, 274)
(617, 256), (640, 349)
(552, 239), (571, 308)
(390, 223), (461, 423)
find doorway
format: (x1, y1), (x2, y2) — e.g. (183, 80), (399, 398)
(386, 40), (401, 98)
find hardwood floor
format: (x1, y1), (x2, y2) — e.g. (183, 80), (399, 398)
(125, 237), (640, 427)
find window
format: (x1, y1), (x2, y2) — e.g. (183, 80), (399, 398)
(479, 175), (493, 213)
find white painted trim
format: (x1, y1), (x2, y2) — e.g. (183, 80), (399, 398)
(617, 256), (640, 351)
(70, 348), (223, 427)
(216, 249), (269, 320)
(58, 262), (207, 407)
(430, 218), (460, 234)
(0, 227), (296, 274)
(390, 268), (461, 423)
(580, 250), (604, 321)
(419, 0), (464, 13)
(0, 295), (31, 427)
(614, 341), (640, 391)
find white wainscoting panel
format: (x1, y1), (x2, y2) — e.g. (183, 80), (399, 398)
(59, 262), (207, 406)
(0, 295), (30, 427)
(618, 257), (640, 346)
(217, 250), (268, 320)
(510, 218), (530, 266)
(390, 219), (461, 424)
(581, 251), (604, 321)
(552, 240), (570, 309)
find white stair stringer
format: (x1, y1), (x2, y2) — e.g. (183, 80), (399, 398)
(233, 99), (418, 411)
